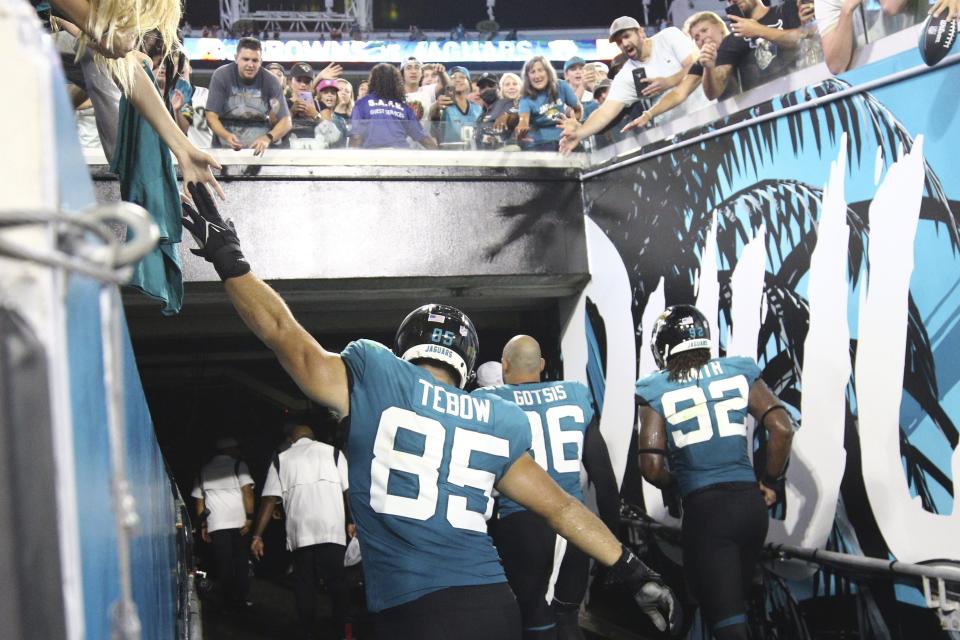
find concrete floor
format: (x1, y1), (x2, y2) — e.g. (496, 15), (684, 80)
(197, 573), (629, 640)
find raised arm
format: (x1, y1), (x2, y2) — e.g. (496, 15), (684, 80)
(224, 275), (349, 414)
(557, 98), (625, 154)
(182, 183), (350, 416)
(123, 57), (224, 197)
(622, 74), (703, 132)
(819, 0), (863, 74)
(49, 0), (135, 57)
(729, 14), (811, 49)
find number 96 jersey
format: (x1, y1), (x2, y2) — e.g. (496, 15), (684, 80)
(477, 381), (596, 518)
(340, 339), (533, 612)
(635, 356), (762, 498)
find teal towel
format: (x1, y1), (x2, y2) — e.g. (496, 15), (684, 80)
(110, 64), (183, 315)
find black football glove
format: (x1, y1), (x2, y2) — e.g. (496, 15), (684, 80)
(181, 182), (250, 280)
(605, 545), (682, 635)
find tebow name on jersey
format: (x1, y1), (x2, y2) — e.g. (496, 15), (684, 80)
(417, 379), (491, 423)
(511, 383), (568, 406)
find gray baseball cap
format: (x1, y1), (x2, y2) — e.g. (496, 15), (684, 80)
(609, 16), (642, 42)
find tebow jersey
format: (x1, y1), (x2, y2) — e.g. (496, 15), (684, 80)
(479, 381), (595, 518)
(635, 356), (761, 498)
(340, 339), (532, 612)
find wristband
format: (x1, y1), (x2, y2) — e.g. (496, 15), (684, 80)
(265, 132), (274, 142)
(759, 404), (788, 427)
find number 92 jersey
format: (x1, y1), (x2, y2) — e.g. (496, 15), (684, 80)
(340, 339), (533, 612)
(477, 381), (595, 518)
(635, 356), (762, 498)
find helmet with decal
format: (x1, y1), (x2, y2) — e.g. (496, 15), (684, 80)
(650, 304), (711, 370)
(393, 304), (479, 388)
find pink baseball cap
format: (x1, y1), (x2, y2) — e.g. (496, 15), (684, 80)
(315, 79), (339, 93)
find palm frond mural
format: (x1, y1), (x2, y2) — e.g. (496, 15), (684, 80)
(500, 67), (960, 635)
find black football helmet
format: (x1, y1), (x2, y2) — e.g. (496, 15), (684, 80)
(394, 304), (479, 388)
(650, 304), (711, 369)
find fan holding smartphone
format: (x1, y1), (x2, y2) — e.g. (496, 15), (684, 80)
(559, 15), (710, 153)
(700, 0), (809, 100)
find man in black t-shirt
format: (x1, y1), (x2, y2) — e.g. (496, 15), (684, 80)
(701, 0), (814, 98)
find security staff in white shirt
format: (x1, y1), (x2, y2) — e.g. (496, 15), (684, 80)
(191, 437), (256, 610)
(559, 15), (710, 154)
(251, 424), (354, 640)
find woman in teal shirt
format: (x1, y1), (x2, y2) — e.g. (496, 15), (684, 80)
(517, 56), (582, 151)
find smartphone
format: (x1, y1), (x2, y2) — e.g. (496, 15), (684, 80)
(444, 86), (455, 99)
(175, 78), (194, 105)
(297, 90), (312, 102)
(632, 67), (647, 96)
(725, 3), (745, 19)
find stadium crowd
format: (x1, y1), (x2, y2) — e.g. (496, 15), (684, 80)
(67, 0), (952, 156)
(31, 0), (955, 637)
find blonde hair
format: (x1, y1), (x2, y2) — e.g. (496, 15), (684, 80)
(682, 11), (729, 38)
(336, 78), (355, 112)
(499, 72), (522, 93)
(76, 0), (182, 95)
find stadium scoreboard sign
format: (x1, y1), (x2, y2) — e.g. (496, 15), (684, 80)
(183, 37), (620, 63)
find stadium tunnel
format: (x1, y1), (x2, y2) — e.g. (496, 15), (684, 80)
(5, 0), (960, 638)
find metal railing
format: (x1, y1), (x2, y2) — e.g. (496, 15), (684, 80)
(623, 513), (960, 631)
(0, 202), (159, 640)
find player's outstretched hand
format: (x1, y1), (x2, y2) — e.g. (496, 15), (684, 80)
(181, 183), (251, 280)
(606, 545), (683, 635)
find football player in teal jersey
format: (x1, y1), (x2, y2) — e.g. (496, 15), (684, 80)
(636, 304), (795, 640)
(181, 184), (681, 640)
(479, 335), (621, 639)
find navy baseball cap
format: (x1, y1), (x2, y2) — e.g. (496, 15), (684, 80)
(476, 72), (498, 88)
(290, 62), (315, 79)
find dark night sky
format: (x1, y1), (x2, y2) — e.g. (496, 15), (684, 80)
(184, 0), (670, 31)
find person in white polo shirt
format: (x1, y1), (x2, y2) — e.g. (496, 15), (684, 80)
(251, 423), (353, 640)
(559, 15), (710, 154)
(191, 437), (255, 611)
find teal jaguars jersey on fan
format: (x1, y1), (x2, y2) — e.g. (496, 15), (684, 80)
(478, 381), (595, 518)
(635, 356), (762, 498)
(340, 339), (532, 612)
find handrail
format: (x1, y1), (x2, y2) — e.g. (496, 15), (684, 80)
(0, 202), (159, 283)
(623, 516), (960, 587)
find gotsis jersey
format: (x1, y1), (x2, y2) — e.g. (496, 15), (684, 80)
(635, 356), (762, 498)
(478, 381), (595, 518)
(340, 339), (532, 612)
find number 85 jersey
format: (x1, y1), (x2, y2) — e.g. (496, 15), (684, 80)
(340, 340), (532, 612)
(635, 356), (762, 498)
